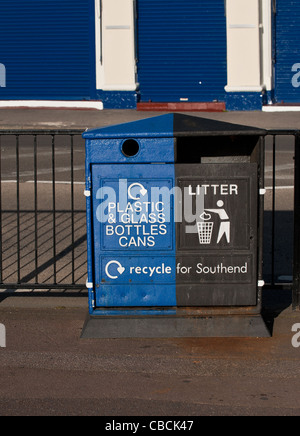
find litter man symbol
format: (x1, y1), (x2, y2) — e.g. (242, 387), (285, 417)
(206, 200), (230, 244)
(197, 200), (231, 245)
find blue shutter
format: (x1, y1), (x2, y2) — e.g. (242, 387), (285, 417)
(276, 0), (300, 103)
(137, 0), (227, 103)
(0, 0), (95, 100)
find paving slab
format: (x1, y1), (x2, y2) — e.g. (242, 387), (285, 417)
(0, 290), (299, 416)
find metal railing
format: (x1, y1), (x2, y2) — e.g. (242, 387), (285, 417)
(0, 130), (86, 292)
(263, 130), (299, 309)
(293, 133), (300, 309)
(0, 129), (298, 308)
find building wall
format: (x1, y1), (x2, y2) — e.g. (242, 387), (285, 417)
(0, 0), (299, 110)
(137, 0), (227, 104)
(95, 0), (138, 108)
(275, 0), (300, 103)
(0, 0), (95, 101)
(225, 0), (273, 110)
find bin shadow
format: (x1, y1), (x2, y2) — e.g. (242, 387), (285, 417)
(262, 209), (294, 334)
(263, 210), (294, 284)
(261, 288), (292, 335)
(0, 210), (87, 296)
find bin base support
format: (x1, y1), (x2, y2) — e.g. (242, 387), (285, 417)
(81, 313), (271, 339)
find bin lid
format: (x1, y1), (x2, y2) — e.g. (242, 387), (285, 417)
(83, 114), (266, 139)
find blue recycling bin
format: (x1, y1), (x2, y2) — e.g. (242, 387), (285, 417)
(82, 114), (270, 338)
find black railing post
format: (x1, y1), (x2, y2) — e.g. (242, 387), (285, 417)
(0, 135), (2, 285)
(51, 134), (57, 285)
(34, 134), (39, 284)
(271, 134), (276, 286)
(293, 133), (300, 310)
(16, 134), (21, 284)
(70, 134), (75, 285)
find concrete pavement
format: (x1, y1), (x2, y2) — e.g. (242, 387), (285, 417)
(1, 107), (300, 131)
(0, 289), (299, 416)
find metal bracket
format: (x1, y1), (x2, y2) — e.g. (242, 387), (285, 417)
(86, 280), (94, 289)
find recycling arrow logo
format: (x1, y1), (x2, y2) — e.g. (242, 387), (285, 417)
(105, 261), (125, 280)
(128, 183), (148, 200)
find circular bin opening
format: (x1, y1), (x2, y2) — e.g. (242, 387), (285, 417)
(122, 139), (140, 158)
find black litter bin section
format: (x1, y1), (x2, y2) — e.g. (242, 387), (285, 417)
(82, 114), (270, 338)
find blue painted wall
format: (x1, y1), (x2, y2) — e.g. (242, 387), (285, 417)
(275, 0), (300, 103)
(137, 0), (227, 103)
(1, 0), (298, 109)
(0, 0), (96, 100)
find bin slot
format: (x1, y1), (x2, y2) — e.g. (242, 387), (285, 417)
(175, 136), (259, 164)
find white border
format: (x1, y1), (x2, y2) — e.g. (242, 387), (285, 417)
(263, 105), (300, 112)
(0, 101), (103, 110)
(225, 86), (264, 93)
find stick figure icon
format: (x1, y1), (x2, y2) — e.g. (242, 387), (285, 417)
(206, 200), (230, 244)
